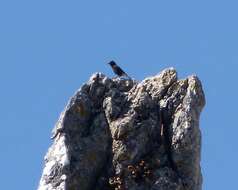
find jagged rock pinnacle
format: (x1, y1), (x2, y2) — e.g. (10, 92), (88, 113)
(38, 68), (205, 190)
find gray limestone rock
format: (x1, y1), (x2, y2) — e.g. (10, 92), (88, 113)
(38, 68), (205, 190)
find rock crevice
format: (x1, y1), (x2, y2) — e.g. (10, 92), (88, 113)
(38, 68), (205, 190)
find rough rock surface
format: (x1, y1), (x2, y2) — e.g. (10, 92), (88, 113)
(38, 68), (205, 190)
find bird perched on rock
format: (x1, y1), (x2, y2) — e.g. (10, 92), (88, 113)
(108, 60), (131, 79)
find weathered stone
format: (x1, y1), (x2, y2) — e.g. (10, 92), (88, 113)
(38, 68), (205, 190)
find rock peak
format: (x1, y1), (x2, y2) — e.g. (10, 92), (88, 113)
(39, 68), (205, 190)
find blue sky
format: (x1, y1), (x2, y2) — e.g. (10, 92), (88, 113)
(0, 1), (237, 189)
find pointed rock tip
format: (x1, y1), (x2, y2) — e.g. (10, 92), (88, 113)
(157, 67), (177, 77)
(187, 74), (206, 107)
(89, 72), (107, 81)
(143, 67), (177, 82)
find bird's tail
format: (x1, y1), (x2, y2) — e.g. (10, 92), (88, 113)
(123, 73), (132, 80)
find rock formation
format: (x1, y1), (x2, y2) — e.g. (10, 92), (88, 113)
(38, 68), (205, 190)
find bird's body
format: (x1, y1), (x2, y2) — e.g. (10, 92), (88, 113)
(108, 61), (130, 78)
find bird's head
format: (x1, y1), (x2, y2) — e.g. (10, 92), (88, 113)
(108, 60), (116, 66)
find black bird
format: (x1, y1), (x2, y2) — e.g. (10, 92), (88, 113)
(108, 61), (130, 78)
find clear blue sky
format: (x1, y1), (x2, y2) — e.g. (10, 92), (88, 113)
(0, 1), (237, 189)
